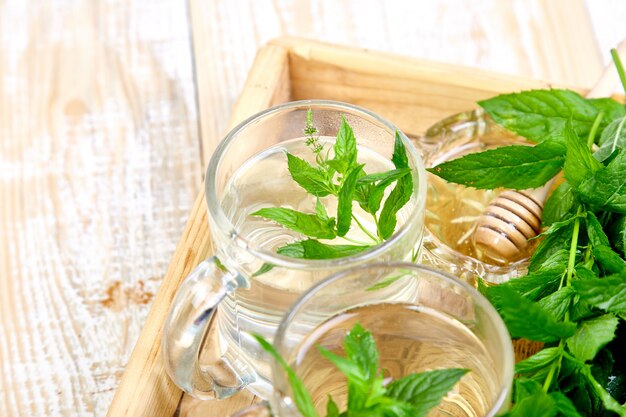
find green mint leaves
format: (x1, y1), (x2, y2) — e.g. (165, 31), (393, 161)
(385, 368), (469, 416)
(252, 334), (318, 417)
(445, 52), (626, 416)
(477, 89), (624, 143)
(287, 153), (335, 197)
(252, 110), (414, 263)
(427, 141), (565, 190)
(255, 323), (468, 417)
(378, 132), (414, 239)
(276, 239), (371, 259)
(330, 116), (357, 174)
(251, 207), (337, 239)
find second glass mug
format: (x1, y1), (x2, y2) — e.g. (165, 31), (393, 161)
(234, 263), (514, 417)
(162, 100), (427, 399)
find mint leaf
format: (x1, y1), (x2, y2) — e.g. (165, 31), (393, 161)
(287, 153), (333, 197)
(325, 396), (339, 417)
(343, 323), (379, 384)
(386, 368), (468, 417)
(504, 390), (558, 417)
(318, 347), (370, 409)
(550, 392), (584, 417)
(535, 213), (584, 240)
(355, 168), (412, 215)
(543, 182), (577, 227)
(514, 347), (562, 383)
(588, 97), (626, 128)
(593, 245), (626, 273)
(595, 115), (626, 162)
(478, 89), (622, 143)
(337, 165), (364, 236)
(515, 347), (562, 374)
(537, 286), (576, 321)
(357, 168), (410, 185)
(609, 215), (626, 256)
(575, 150), (626, 213)
(332, 116), (357, 174)
(586, 211), (610, 247)
(572, 273), (626, 314)
(563, 353), (626, 417)
(315, 198), (330, 222)
(566, 314), (619, 363)
(490, 259), (564, 304)
(563, 122), (603, 188)
(277, 239), (371, 260)
(391, 131), (410, 168)
(512, 378), (544, 403)
(355, 168), (410, 215)
(486, 286), (577, 342)
(378, 178), (412, 239)
(252, 262), (275, 277)
(529, 224), (573, 273)
(427, 141), (564, 190)
(251, 207), (336, 239)
(378, 132), (412, 239)
(253, 335), (318, 417)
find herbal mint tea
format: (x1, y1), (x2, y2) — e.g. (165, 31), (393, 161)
(289, 303), (500, 417)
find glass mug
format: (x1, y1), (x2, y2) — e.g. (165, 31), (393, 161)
(233, 263), (514, 417)
(419, 109), (533, 285)
(162, 101), (427, 399)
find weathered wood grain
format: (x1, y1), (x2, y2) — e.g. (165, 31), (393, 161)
(0, 1), (201, 416)
(107, 42), (291, 417)
(2, 0), (623, 416)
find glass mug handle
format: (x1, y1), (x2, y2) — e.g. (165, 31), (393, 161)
(162, 256), (251, 399)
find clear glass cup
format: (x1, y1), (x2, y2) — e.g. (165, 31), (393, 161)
(419, 109), (534, 285)
(233, 263), (514, 417)
(162, 100), (427, 400)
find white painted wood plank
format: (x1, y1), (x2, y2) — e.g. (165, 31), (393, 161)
(0, 1), (201, 416)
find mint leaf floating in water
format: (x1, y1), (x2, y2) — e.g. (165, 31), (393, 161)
(276, 239), (372, 260)
(251, 207), (337, 239)
(287, 153), (335, 197)
(330, 116), (358, 174)
(336, 164), (364, 237)
(255, 323), (467, 417)
(385, 368), (470, 417)
(252, 334), (319, 417)
(378, 132), (413, 239)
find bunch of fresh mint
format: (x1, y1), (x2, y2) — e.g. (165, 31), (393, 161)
(429, 49), (626, 416)
(254, 324), (467, 417)
(251, 110), (413, 263)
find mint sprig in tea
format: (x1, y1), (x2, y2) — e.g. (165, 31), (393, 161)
(256, 322), (470, 417)
(220, 109), (416, 273)
(243, 110), (413, 261)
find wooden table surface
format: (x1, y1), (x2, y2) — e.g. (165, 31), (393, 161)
(0, 1), (625, 416)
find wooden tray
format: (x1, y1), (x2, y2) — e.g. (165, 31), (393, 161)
(106, 37), (563, 417)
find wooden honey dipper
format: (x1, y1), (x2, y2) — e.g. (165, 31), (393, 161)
(473, 42), (626, 263)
